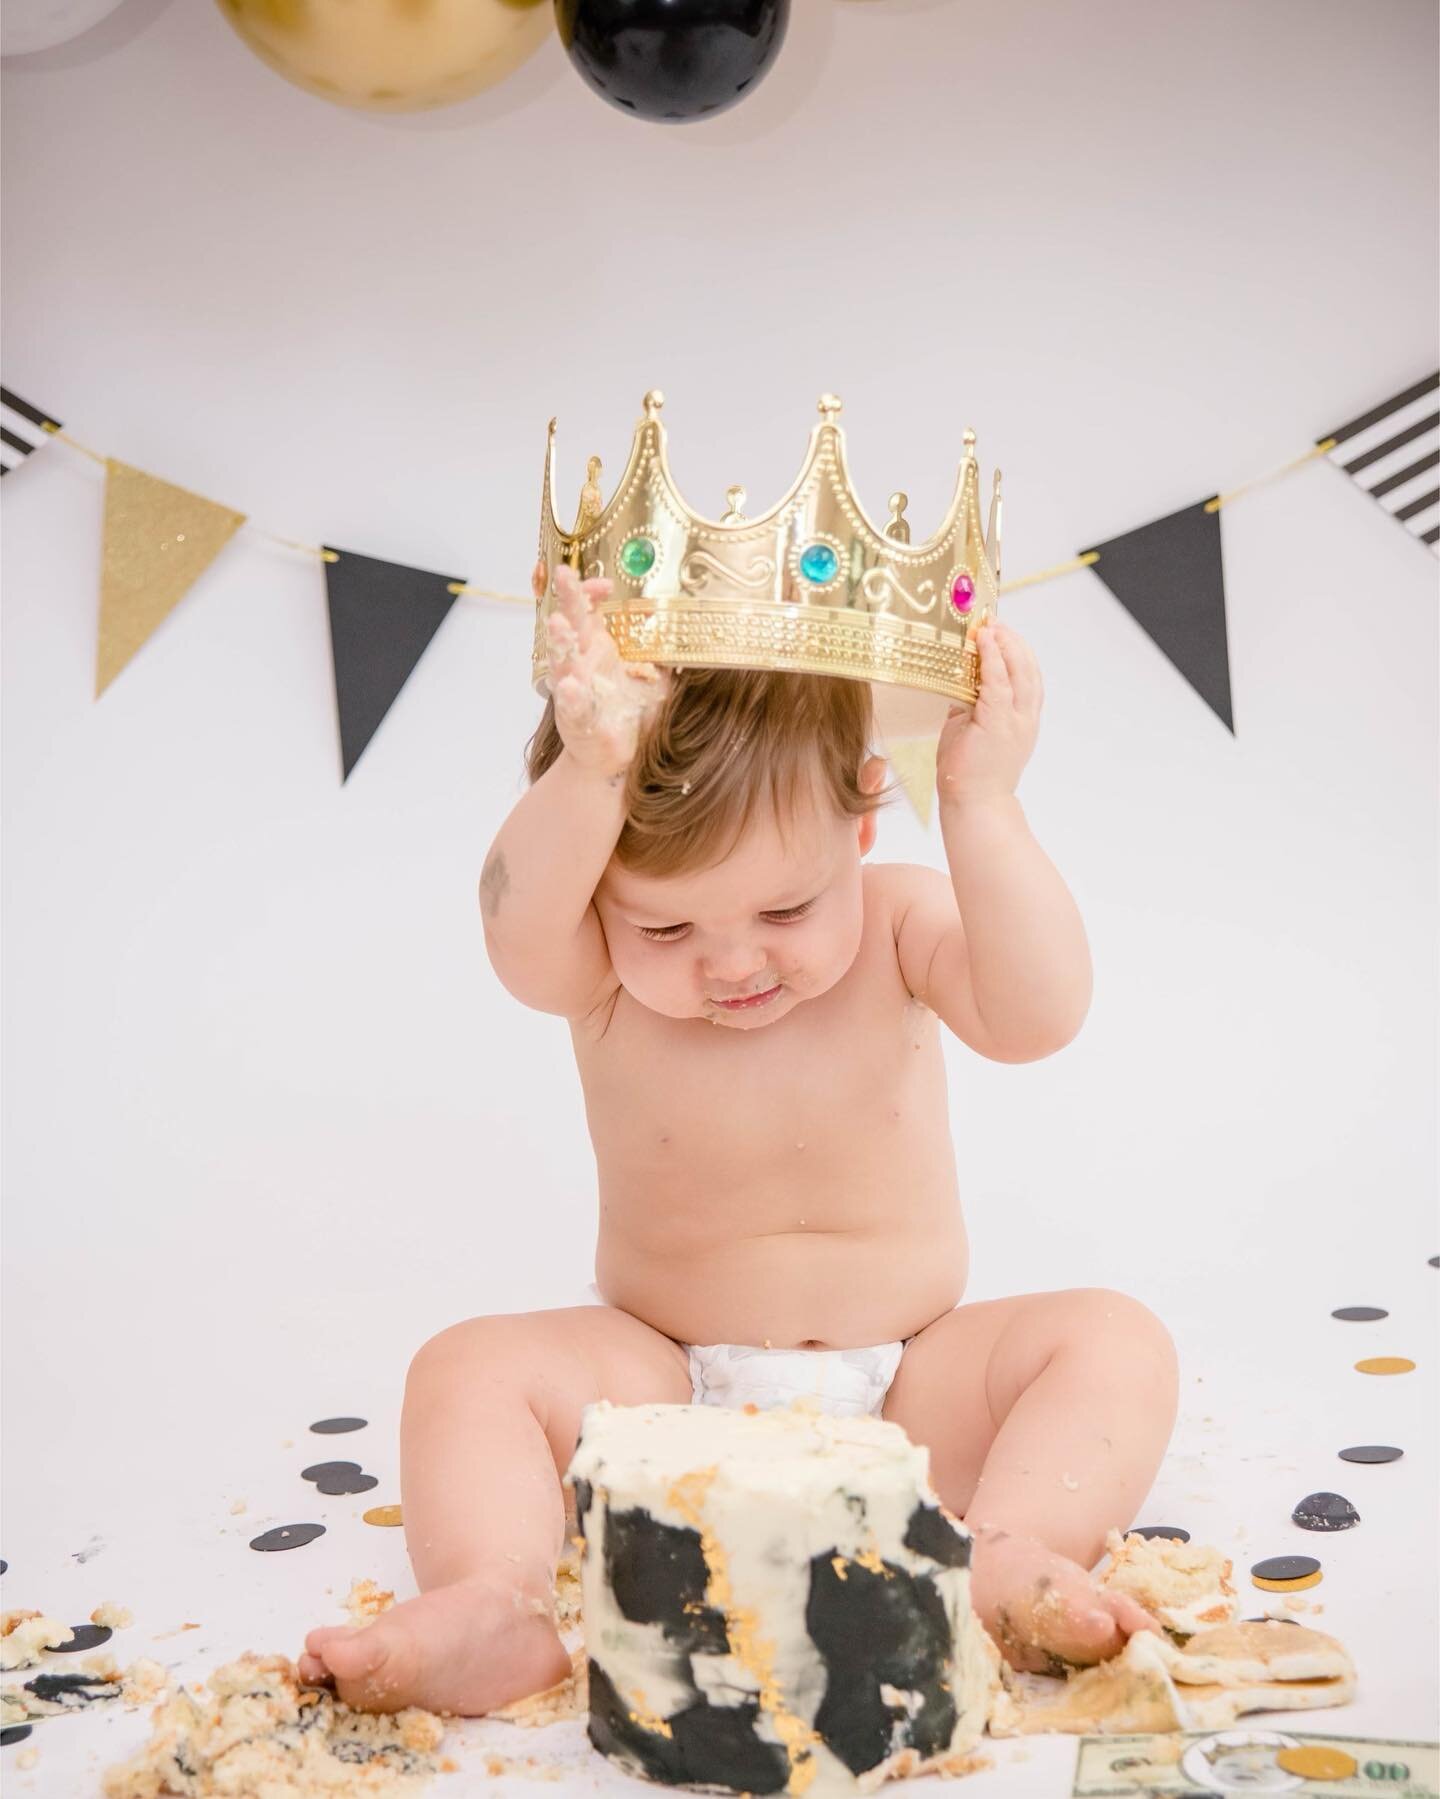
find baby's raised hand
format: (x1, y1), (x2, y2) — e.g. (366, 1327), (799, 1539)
(936, 620), (1043, 807)
(544, 564), (668, 779)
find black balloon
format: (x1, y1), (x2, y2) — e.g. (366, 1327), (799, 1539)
(555, 0), (789, 123)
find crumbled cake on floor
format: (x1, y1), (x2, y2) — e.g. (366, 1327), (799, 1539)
(1098, 1529), (1238, 1637)
(102, 1653), (446, 1798)
(998, 1620), (1355, 1736)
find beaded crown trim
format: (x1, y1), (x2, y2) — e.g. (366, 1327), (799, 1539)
(532, 392), (1002, 706)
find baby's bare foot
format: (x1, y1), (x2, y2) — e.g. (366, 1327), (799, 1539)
(969, 1526), (1159, 1674)
(299, 1576), (571, 1715)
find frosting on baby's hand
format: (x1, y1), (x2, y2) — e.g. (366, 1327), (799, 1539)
(545, 564), (668, 778)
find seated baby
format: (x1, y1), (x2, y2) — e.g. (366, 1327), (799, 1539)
(301, 563), (1177, 1715)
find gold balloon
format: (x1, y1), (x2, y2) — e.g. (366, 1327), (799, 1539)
(215, 0), (552, 112)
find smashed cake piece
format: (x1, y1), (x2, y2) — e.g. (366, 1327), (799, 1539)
(1161, 1619), (1353, 1687)
(92, 1602), (135, 1630)
(1000, 1620), (1356, 1736)
(551, 1546), (582, 1636)
(1, 1610), (75, 1669)
(102, 1653), (446, 1798)
(1099, 1529), (1237, 1637)
(3, 1655), (172, 1723)
(346, 1580), (396, 1624)
(488, 1644), (588, 1727)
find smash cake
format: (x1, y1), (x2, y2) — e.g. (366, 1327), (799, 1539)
(565, 1400), (998, 1797)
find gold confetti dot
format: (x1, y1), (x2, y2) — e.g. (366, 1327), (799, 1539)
(1276, 1744), (1358, 1779)
(1252, 1569), (1323, 1592)
(362, 1504), (403, 1528)
(1355, 1356), (1416, 1375)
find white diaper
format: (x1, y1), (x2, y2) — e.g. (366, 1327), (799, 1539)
(684, 1340), (906, 1420)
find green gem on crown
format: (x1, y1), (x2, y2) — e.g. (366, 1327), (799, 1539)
(618, 535), (657, 578)
(798, 542), (839, 583)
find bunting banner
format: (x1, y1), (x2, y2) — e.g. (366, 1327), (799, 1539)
(1, 385), (61, 478)
(1318, 370), (1439, 553)
(323, 545), (464, 782)
(0, 372), (1434, 814)
(1079, 497), (1233, 733)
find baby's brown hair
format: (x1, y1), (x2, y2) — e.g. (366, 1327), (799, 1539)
(526, 667), (883, 877)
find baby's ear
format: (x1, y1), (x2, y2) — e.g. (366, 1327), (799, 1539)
(858, 755), (887, 855)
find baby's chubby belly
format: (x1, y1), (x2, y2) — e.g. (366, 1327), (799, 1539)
(593, 1142), (969, 1349)
(597, 1213), (969, 1350)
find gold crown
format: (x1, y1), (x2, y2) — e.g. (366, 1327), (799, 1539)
(532, 391), (1001, 707)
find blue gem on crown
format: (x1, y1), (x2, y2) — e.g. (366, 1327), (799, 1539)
(798, 541), (839, 584)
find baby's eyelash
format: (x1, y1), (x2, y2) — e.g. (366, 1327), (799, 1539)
(762, 899), (817, 923)
(637, 923), (690, 942)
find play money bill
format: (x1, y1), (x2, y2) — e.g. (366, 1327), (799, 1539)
(1072, 1730), (1438, 1797)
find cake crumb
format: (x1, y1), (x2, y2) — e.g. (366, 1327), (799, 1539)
(1, 1612), (74, 1670)
(91, 1602), (133, 1630)
(16, 1746), (38, 1770)
(344, 1579), (395, 1624)
(229, 1498), (247, 1515)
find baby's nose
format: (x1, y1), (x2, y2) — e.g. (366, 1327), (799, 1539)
(702, 940), (768, 985)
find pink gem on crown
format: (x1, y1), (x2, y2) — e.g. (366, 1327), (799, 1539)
(950, 572), (976, 613)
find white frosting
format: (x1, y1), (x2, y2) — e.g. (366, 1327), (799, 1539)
(568, 1400), (991, 1797)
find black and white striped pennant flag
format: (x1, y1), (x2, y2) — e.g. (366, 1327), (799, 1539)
(1, 385), (63, 478)
(1318, 371), (1439, 553)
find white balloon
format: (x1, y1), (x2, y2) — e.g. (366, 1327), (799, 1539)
(2, 0), (129, 56)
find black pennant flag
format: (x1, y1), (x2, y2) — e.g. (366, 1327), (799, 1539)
(1080, 498), (1234, 734)
(322, 546), (465, 781)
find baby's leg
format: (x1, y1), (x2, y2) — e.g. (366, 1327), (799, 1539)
(301, 1304), (690, 1714)
(883, 1287), (1178, 1672)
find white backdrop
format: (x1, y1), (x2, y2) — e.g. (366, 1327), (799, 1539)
(2, 0), (1437, 1785)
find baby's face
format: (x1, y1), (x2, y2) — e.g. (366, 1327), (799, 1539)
(595, 783), (876, 1031)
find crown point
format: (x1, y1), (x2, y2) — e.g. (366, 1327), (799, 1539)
(643, 390), (665, 418)
(722, 485), (748, 523)
(963, 427), (977, 453)
(993, 469), (1003, 492)
(885, 492), (911, 544)
(817, 393), (843, 419)
(547, 417), (558, 438)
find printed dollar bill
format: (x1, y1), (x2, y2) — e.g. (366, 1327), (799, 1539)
(1073, 1729), (1438, 1797)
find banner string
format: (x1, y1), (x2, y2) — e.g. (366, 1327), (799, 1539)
(42, 420), (1340, 607)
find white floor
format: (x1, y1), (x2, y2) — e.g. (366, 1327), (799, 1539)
(3, 1241), (1436, 1797)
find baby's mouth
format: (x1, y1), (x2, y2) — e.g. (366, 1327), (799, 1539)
(710, 983), (783, 1012)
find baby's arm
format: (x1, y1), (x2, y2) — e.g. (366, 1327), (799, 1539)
(480, 567), (666, 1017)
(894, 621), (1092, 1060)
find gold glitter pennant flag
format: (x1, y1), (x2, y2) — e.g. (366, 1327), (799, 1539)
(96, 458), (247, 696)
(884, 736), (939, 827)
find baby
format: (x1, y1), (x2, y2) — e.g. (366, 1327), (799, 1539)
(302, 563), (1178, 1715)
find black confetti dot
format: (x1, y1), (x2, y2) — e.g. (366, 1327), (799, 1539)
(250, 1523), (326, 1553)
(47, 1624), (112, 1653)
(1429, 1255), (1439, 1268)
(315, 1472), (379, 1497)
(1130, 1525), (1191, 1542)
(1251, 1554), (1320, 1582)
(0, 1560), (7, 1576)
(2, 1726), (32, 1747)
(310, 1417), (367, 1435)
(301, 1461), (362, 1483)
(1292, 1491), (1359, 1532)
(1331, 1305), (1388, 1322)
(1338, 1444), (1404, 1464)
